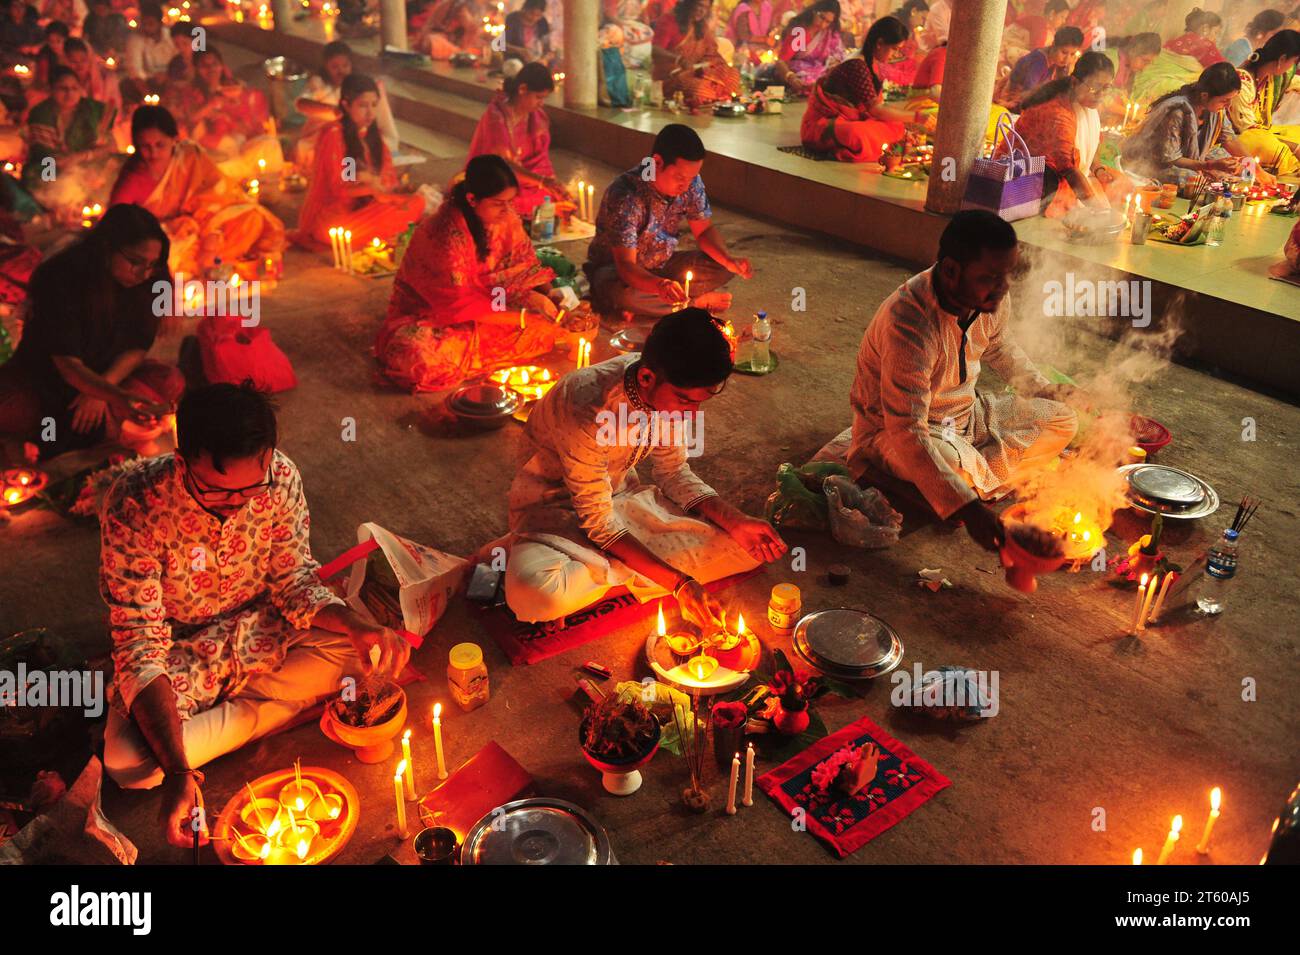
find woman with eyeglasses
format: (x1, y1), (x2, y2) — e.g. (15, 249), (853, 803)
(108, 104), (286, 278)
(1006, 52), (1123, 214)
(0, 203), (182, 460)
(800, 16), (931, 162)
(376, 154), (557, 393)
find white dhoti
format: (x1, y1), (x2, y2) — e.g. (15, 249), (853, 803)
(104, 627), (360, 790)
(504, 482), (759, 624)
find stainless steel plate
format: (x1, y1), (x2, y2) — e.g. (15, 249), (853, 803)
(449, 384), (520, 414)
(609, 327), (648, 352)
(1118, 464), (1220, 520)
(792, 609), (904, 680)
(1129, 465), (1205, 506)
(462, 798), (612, 865)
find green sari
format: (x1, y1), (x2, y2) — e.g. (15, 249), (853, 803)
(22, 96), (109, 189)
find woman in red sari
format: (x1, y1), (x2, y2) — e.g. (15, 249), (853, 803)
(166, 46), (281, 181)
(801, 16), (929, 162)
(466, 62), (572, 219)
(295, 73), (426, 250)
(652, 0), (742, 108)
(376, 155), (558, 393)
(1166, 9), (1226, 69)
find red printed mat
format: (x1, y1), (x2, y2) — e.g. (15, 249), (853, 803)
(757, 713), (951, 859)
(479, 570), (759, 666)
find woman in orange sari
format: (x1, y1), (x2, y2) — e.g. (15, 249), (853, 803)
(295, 73), (426, 250)
(801, 16), (928, 162)
(108, 105), (285, 276)
(376, 155), (558, 393)
(652, 0), (741, 108)
(165, 45), (282, 181)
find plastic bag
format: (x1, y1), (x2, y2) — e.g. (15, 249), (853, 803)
(197, 316), (297, 393)
(765, 461), (842, 529)
(823, 476), (902, 549)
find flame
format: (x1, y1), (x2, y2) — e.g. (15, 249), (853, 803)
(736, 611), (745, 636)
(259, 841), (271, 859)
(296, 838), (309, 860)
(18, 472), (30, 485)
(520, 369), (530, 385)
(657, 602), (666, 637)
(230, 273), (241, 287)
(329, 804), (340, 819)
(4, 488), (21, 504)
(1132, 848), (1143, 865)
(695, 663), (705, 679)
(265, 816), (281, 839)
(403, 729), (411, 743)
(433, 702), (442, 721)
(1210, 787), (1222, 812)
(372, 237), (381, 248)
(1170, 815), (1183, 835)
(295, 797), (304, 811)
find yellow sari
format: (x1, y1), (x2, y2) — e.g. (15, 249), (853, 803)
(1230, 69), (1300, 176)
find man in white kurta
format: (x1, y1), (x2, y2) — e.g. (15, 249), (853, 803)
(505, 310), (786, 624)
(849, 210), (1078, 550)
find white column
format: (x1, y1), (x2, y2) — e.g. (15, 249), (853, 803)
(564, 0), (599, 109)
(924, 0), (1008, 215)
(270, 0), (293, 31)
(380, 0), (408, 52)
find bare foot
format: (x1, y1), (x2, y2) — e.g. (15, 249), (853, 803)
(694, 291), (732, 313)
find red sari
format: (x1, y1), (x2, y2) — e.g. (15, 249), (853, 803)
(376, 202), (557, 392)
(652, 13), (742, 108)
(1165, 32), (1226, 70)
(295, 121), (426, 248)
(801, 58), (906, 162)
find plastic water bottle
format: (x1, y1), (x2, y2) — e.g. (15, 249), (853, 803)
(750, 310), (771, 373)
(1196, 528), (1239, 614)
(531, 196), (554, 242)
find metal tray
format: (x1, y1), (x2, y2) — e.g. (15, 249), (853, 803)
(791, 608), (904, 680)
(1118, 464), (1220, 520)
(462, 798), (614, 865)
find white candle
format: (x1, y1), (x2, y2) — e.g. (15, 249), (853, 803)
(328, 227), (341, 269)
(726, 752), (740, 815)
(401, 730), (416, 800)
(1196, 788), (1222, 854)
(344, 229), (354, 274)
(683, 270), (693, 301)
(1131, 574), (1149, 634)
(433, 703), (448, 780)
(582, 340), (591, 368)
(1132, 847), (1143, 865)
(1137, 573), (1159, 632)
(519, 307), (526, 330)
(1149, 572), (1175, 624)
(577, 179), (585, 219)
(1156, 814), (1182, 865)
(742, 742), (755, 807)
(394, 762), (409, 838)
(587, 184), (594, 222)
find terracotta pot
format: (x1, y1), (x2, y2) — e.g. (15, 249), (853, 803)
(579, 720), (662, 796)
(322, 687), (408, 764)
(883, 154), (903, 172)
(999, 535), (1067, 594)
(773, 702), (809, 735)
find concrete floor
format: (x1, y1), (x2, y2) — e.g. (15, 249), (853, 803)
(2, 82), (1298, 866)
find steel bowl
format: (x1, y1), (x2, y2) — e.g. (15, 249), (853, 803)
(445, 384), (522, 428)
(1118, 464), (1220, 520)
(791, 608), (904, 680)
(462, 798), (615, 865)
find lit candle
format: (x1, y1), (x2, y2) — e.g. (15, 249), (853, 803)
(328, 227), (341, 269)
(742, 742), (755, 807)
(519, 307), (526, 330)
(586, 184), (594, 222)
(1195, 788), (1221, 854)
(258, 157), (266, 176)
(582, 340), (591, 368)
(344, 229), (354, 273)
(726, 752), (740, 815)
(577, 179), (585, 219)
(1131, 574), (1149, 634)
(1132, 848), (1143, 865)
(394, 762), (409, 838)
(1123, 193), (1133, 217)
(683, 270), (693, 301)
(1148, 572), (1175, 625)
(433, 703), (448, 780)
(1137, 573), (1159, 632)
(1156, 814), (1182, 865)
(401, 730), (416, 800)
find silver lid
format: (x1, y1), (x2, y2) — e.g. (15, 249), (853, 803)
(1129, 465), (1206, 506)
(792, 609), (904, 679)
(462, 798), (612, 865)
(447, 384), (521, 416)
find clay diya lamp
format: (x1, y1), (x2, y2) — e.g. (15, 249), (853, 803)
(1000, 524), (1067, 594)
(305, 791), (344, 823)
(683, 654), (719, 683)
(276, 815), (321, 863)
(665, 631), (702, 659)
(278, 778), (324, 815)
(240, 797), (285, 838)
(229, 830), (272, 863)
(579, 719), (662, 796)
(322, 685), (408, 763)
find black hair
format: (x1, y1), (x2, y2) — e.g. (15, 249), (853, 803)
(1185, 8), (1221, 33)
(1246, 9), (1286, 39)
(672, 0), (710, 40)
(339, 72), (384, 172)
(652, 122), (706, 167)
(505, 60), (554, 99)
(47, 64), (78, 88)
(1245, 28), (1300, 73)
(453, 154), (517, 261)
(522, 0), (547, 11)
(130, 103), (179, 141)
(1051, 25), (1084, 49)
(177, 382), (278, 475)
(44, 19), (69, 37)
(1112, 32), (1162, 58)
(192, 47), (230, 96)
(895, 0), (928, 19)
(1151, 60), (1241, 107)
(787, 0), (842, 41)
(320, 40), (353, 80)
(1019, 49), (1113, 109)
(640, 308), (734, 389)
(1044, 0), (1070, 15)
(64, 36), (88, 55)
(137, 1), (162, 21)
(862, 15), (909, 88)
(169, 20), (195, 38)
(937, 210), (1018, 267)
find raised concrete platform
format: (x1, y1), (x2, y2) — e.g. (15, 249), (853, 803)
(212, 17), (1300, 399)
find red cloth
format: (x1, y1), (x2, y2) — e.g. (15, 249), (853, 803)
(416, 742), (534, 841)
(1166, 32), (1227, 69)
(757, 713), (951, 858)
(913, 45), (947, 88)
(652, 11), (684, 51)
(1015, 14), (1050, 50)
(197, 316), (297, 393)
